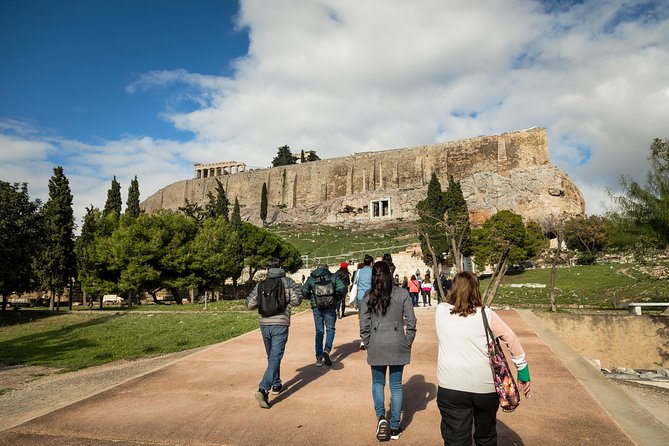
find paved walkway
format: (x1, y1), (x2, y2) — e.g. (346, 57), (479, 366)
(1, 308), (667, 445)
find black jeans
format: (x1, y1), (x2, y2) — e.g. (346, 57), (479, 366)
(338, 295), (346, 317)
(437, 386), (499, 446)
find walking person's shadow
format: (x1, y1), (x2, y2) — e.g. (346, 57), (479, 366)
(270, 340), (360, 406)
(400, 374), (437, 428)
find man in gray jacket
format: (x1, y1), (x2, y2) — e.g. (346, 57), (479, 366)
(246, 258), (302, 408)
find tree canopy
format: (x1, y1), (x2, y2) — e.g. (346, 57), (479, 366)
(272, 145), (296, 167)
(472, 210), (545, 305)
(0, 181), (42, 309)
(103, 176), (122, 217)
(37, 166), (76, 309)
(564, 215), (607, 264)
(126, 176), (141, 218)
(617, 138), (669, 247)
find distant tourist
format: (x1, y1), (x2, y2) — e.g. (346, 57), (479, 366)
(246, 257), (302, 409)
(382, 252), (396, 276)
(408, 274), (420, 307)
(436, 271), (531, 444)
(360, 261), (417, 441)
(421, 277), (433, 306)
(354, 254), (374, 349)
(334, 262), (351, 318)
(302, 264), (347, 367)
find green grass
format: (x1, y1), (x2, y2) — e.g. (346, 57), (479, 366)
(269, 221), (418, 265)
(484, 263), (669, 309)
(0, 300), (311, 371)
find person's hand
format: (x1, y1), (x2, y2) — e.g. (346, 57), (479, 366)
(519, 380), (531, 398)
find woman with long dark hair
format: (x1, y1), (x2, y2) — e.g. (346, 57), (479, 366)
(436, 271), (531, 445)
(360, 261), (417, 441)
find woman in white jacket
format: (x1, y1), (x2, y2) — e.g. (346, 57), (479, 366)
(435, 271), (531, 445)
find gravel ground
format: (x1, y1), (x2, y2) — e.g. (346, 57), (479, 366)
(0, 347), (206, 432)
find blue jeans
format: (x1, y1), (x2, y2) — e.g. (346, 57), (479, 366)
(312, 306), (336, 358)
(371, 365), (404, 430)
(259, 324), (289, 391)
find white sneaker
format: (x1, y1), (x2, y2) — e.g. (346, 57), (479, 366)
(316, 357), (323, 367)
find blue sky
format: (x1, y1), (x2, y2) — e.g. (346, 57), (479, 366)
(1, 0), (668, 224)
(1, 0), (248, 143)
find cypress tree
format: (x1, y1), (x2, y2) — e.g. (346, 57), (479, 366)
(103, 176), (122, 217)
(126, 176), (141, 218)
(444, 177), (472, 257)
(38, 166), (76, 310)
(206, 179), (229, 221)
(260, 182), (268, 226)
(231, 197), (242, 233)
(416, 173), (449, 267)
(300, 150), (305, 163)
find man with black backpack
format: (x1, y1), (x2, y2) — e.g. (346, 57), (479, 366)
(246, 258), (302, 409)
(302, 263), (347, 367)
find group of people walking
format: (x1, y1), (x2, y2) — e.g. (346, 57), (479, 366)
(246, 255), (531, 445)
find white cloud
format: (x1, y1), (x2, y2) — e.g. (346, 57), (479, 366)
(2, 0), (669, 223)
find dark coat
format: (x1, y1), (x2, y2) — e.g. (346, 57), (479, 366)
(301, 266), (347, 310)
(360, 286), (417, 366)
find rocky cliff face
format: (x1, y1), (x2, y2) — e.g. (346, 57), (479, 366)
(141, 128), (585, 226)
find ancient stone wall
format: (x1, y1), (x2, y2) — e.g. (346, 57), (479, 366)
(141, 127), (585, 225)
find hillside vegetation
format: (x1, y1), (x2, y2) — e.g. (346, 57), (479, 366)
(268, 221), (419, 267)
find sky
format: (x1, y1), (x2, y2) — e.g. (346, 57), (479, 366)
(1, 0), (668, 227)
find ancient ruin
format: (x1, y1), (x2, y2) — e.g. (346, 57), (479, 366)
(141, 127), (586, 225)
(194, 161), (247, 179)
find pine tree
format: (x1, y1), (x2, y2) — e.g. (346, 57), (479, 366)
(126, 176), (141, 218)
(260, 183), (268, 226)
(103, 176), (122, 217)
(272, 145), (296, 167)
(230, 197), (242, 233)
(206, 179), (230, 221)
(38, 166), (76, 310)
(306, 151), (320, 162)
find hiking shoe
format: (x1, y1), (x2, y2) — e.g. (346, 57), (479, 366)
(271, 385), (282, 395)
(316, 357), (323, 367)
(323, 351), (332, 366)
(255, 388), (271, 409)
(390, 427), (403, 440)
(376, 417), (390, 441)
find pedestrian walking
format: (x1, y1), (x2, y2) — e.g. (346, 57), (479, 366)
(302, 264), (347, 367)
(408, 274), (420, 307)
(335, 262), (351, 318)
(360, 261), (417, 441)
(246, 258), (303, 409)
(354, 254), (374, 349)
(421, 277), (433, 306)
(436, 271), (531, 445)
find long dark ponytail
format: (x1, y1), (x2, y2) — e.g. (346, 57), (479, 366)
(367, 261), (393, 316)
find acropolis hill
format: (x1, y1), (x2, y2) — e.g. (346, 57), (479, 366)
(141, 127), (585, 225)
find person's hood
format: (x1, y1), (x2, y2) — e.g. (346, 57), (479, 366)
(310, 266), (331, 279)
(267, 267), (286, 278)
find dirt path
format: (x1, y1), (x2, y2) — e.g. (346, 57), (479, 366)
(2, 308), (662, 445)
(0, 347), (206, 432)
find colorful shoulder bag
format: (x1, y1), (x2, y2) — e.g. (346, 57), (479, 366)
(482, 308), (521, 412)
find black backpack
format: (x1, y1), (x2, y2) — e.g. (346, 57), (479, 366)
(314, 276), (337, 308)
(257, 277), (287, 317)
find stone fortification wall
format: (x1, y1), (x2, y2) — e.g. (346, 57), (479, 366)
(141, 128), (585, 225)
